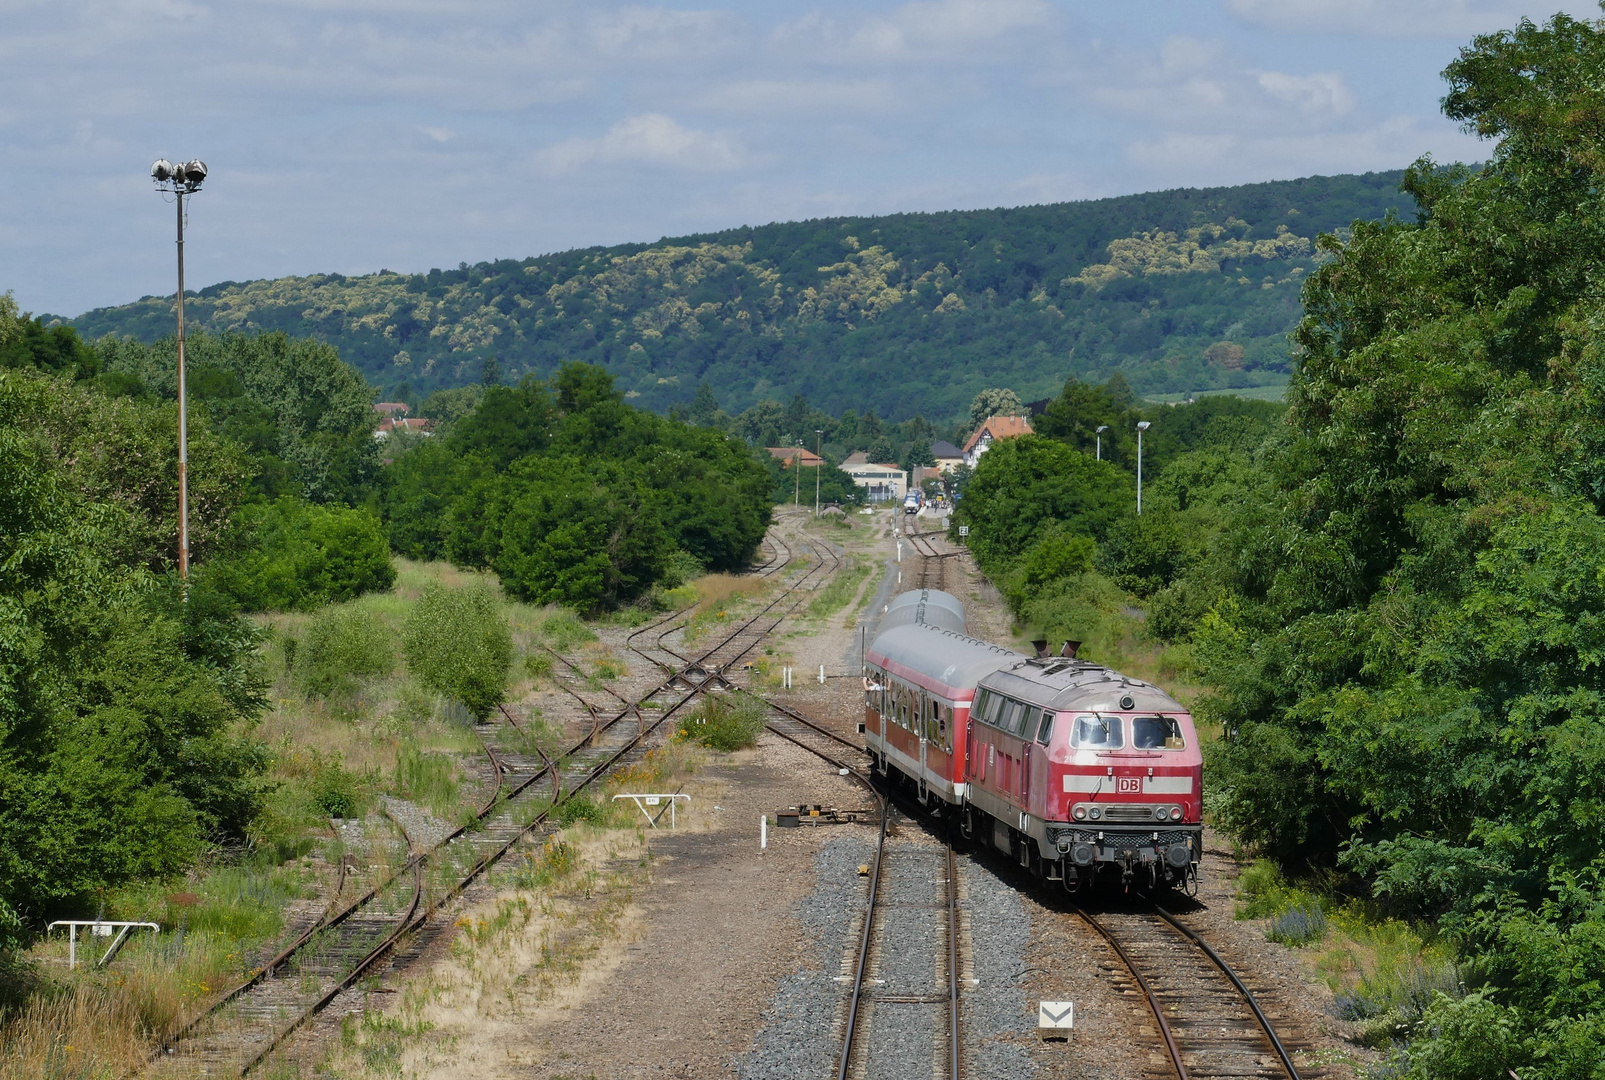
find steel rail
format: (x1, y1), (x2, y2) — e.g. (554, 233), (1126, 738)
(1071, 904), (1189, 1080)
(162, 523), (819, 1074)
(755, 693), (958, 1080)
(1145, 899), (1303, 1080)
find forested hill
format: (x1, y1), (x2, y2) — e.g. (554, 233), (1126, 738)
(73, 171), (1411, 419)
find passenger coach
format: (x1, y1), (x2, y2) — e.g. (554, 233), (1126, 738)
(863, 590), (1203, 890)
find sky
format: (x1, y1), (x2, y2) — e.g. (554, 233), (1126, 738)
(1, 0), (1597, 317)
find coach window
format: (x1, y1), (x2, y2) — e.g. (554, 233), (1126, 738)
(940, 705), (953, 748)
(1133, 715), (1185, 750)
(1071, 713), (1124, 750)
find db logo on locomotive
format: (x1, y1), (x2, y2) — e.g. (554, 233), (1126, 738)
(1117, 776), (1142, 794)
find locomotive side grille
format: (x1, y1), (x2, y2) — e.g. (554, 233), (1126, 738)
(1100, 804), (1165, 823)
(1077, 830), (1195, 849)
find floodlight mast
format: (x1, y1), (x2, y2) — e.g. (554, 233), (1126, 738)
(150, 159), (207, 582)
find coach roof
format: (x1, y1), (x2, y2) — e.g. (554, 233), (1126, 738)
(866, 623), (1019, 695)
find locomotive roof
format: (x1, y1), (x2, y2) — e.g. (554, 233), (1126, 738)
(866, 623), (1019, 695)
(980, 657), (1186, 714)
(877, 589), (966, 636)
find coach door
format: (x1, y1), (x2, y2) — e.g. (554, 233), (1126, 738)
(917, 692), (930, 800)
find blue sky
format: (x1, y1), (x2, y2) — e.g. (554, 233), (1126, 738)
(1, 0), (1595, 317)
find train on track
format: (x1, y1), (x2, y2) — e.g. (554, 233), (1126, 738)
(862, 589), (1202, 891)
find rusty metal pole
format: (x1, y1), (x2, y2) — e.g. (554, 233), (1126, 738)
(175, 189), (190, 582)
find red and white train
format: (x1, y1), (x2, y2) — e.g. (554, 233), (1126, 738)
(863, 589), (1202, 889)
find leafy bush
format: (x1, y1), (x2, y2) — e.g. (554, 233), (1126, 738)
(401, 584), (512, 718)
(308, 752), (365, 818)
(1265, 902), (1328, 946)
(296, 605), (394, 698)
(1390, 991), (1525, 1080)
(552, 796), (609, 827)
(205, 496), (395, 611)
(676, 694), (766, 752)
(660, 549), (704, 588)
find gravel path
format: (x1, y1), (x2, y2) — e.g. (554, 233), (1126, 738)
(962, 856), (1037, 1078)
(735, 836), (874, 1080)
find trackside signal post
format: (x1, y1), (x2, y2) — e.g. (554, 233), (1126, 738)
(150, 158), (209, 581)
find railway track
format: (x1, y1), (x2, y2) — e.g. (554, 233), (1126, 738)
(903, 513), (957, 592)
(755, 696), (961, 1080)
(150, 520), (831, 1077)
(1070, 900), (1309, 1080)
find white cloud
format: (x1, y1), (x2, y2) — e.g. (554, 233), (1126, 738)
(695, 77), (901, 116)
(536, 114), (744, 174)
(1257, 71), (1355, 116)
(1226, 0), (1597, 38)
(774, 0), (1053, 62)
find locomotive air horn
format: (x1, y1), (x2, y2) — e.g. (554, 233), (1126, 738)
(1032, 639), (1050, 658)
(1060, 640), (1082, 659)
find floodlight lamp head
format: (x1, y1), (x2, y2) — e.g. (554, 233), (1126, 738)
(181, 160), (208, 187)
(151, 159), (174, 183)
(1136, 421), (1151, 431)
(1096, 424), (1108, 433)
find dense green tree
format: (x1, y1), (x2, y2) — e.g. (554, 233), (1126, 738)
(1179, 14), (1605, 1074)
(967, 387), (1023, 431)
(0, 293), (98, 380)
(95, 330), (379, 505)
(957, 436), (1131, 568)
(74, 173), (1415, 412)
(203, 497), (395, 611)
(0, 424), (266, 936)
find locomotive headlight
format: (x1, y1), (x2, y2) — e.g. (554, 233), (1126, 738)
(1169, 806), (1183, 821)
(1088, 806), (1102, 821)
(1073, 806), (1087, 821)
(1153, 806), (1168, 821)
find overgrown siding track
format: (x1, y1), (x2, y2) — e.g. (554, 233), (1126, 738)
(1070, 901), (1314, 1080)
(149, 522), (831, 1077)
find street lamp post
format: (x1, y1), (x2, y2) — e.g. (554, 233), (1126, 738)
(1095, 424), (1109, 461)
(150, 158), (208, 581)
(1136, 420), (1151, 515)
(814, 429), (823, 515)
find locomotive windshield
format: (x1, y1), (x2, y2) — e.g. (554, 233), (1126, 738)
(1133, 715), (1186, 750)
(1070, 714), (1123, 749)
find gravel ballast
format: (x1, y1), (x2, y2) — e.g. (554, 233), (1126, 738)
(962, 855), (1037, 1078)
(735, 835), (873, 1080)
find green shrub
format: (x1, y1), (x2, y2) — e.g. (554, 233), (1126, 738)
(205, 496), (395, 611)
(552, 796), (609, 827)
(525, 651), (555, 680)
(676, 694), (766, 752)
(1393, 991), (1525, 1080)
(307, 752), (365, 818)
(402, 584), (512, 718)
(296, 605), (394, 698)
(660, 549), (704, 588)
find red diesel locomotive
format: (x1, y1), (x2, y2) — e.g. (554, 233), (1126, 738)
(863, 589), (1202, 889)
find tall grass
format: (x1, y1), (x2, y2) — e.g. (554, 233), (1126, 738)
(675, 694), (766, 752)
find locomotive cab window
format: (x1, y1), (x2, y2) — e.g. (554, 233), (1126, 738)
(1035, 710), (1054, 746)
(1071, 714), (1123, 750)
(1133, 715), (1185, 750)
